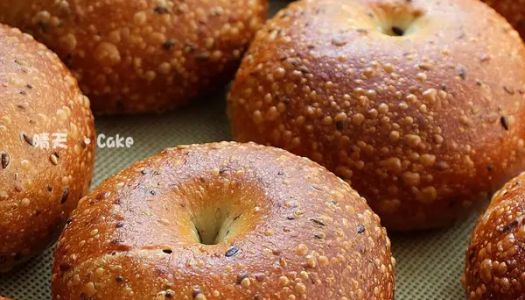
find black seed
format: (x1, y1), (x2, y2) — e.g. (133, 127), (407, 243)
(357, 224), (366, 234)
(225, 246), (239, 257)
(162, 249), (172, 254)
(500, 116), (509, 130)
(310, 218), (325, 226)
(314, 233), (324, 239)
(115, 276), (124, 283)
(335, 120), (345, 130)
(162, 40), (176, 51)
(236, 272), (249, 284)
(1, 152), (9, 169)
(115, 222), (124, 228)
(21, 133), (34, 146)
(504, 86), (515, 95)
(61, 188), (69, 204)
(457, 67), (467, 80)
(500, 220), (519, 233)
(59, 262), (71, 272)
(154, 6), (169, 14)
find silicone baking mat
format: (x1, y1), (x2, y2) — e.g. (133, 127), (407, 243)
(0, 1), (476, 299)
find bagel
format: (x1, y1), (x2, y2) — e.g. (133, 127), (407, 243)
(0, 25), (95, 272)
(228, 0), (525, 230)
(483, 0), (525, 39)
(52, 142), (395, 299)
(0, 0), (268, 114)
(463, 172), (525, 299)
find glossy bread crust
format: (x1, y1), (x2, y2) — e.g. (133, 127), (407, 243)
(464, 172), (525, 299)
(0, 25), (95, 272)
(228, 0), (525, 230)
(483, 0), (525, 39)
(52, 142), (395, 300)
(0, 0), (268, 114)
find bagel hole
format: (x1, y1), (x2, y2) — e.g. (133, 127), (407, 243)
(380, 20), (418, 37)
(389, 26), (405, 36)
(191, 210), (240, 245)
(180, 174), (267, 246)
(374, 5), (424, 37)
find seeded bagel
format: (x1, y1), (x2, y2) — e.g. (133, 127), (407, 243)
(0, 25), (95, 272)
(0, 0), (268, 114)
(52, 142), (395, 300)
(228, 0), (525, 230)
(463, 172), (525, 299)
(483, 0), (525, 39)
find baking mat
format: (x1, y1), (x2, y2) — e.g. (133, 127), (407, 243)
(0, 1), (475, 299)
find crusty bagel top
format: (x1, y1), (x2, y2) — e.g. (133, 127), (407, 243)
(228, 0), (525, 230)
(0, 0), (268, 114)
(53, 142), (394, 300)
(464, 171), (525, 299)
(0, 24), (95, 271)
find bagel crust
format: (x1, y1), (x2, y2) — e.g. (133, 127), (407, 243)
(483, 0), (525, 39)
(0, 0), (268, 114)
(0, 25), (95, 272)
(463, 172), (525, 299)
(52, 142), (395, 300)
(228, 0), (525, 230)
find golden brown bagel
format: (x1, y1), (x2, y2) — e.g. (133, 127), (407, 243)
(0, 0), (268, 114)
(228, 0), (525, 230)
(463, 172), (525, 299)
(52, 142), (395, 300)
(0, 24), (95, 272)
(483, 0), (525, 39)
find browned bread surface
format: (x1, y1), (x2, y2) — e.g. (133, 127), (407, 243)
(228, 0), (525, 230)
(464, 172), (525, 299)
(52, 142), (395, 300)
(0, 24), (95, 272)
(0, 0), (268, 114)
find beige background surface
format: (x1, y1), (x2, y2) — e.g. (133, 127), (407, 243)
(0, 1), (477, 299)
